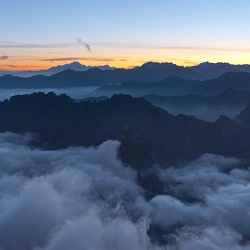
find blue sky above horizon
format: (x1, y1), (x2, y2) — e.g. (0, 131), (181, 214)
(1, 0), (250, 70)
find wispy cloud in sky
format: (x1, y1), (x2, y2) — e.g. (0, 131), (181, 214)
(75, 38), (92, 52)
(1, 40), (250, 53)
(93, 42), (250, 53)
(1, 40), (250, 70)
(0, 56), (8, 60)
(0, 40), (91, 53)
(38, 57), (115, 62)
(4, 64), (17, 68)
(84, 43), (91, 52)
(0, 41), (76, 49)
(157, 46), (250, 53)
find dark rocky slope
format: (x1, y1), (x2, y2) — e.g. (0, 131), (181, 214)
(0, 92), (250, 169)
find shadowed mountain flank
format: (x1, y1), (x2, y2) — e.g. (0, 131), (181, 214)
(0, 92), (250, 169)
(142, 88), (250, 121)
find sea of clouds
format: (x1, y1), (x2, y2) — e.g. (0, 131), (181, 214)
(0, 132), (249, 250)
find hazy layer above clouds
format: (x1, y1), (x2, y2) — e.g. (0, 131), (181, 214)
(0, 87), (98, 102)
(0, 132), (249, 250)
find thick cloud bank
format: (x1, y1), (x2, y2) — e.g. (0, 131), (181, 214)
(0, 132), (249, 249)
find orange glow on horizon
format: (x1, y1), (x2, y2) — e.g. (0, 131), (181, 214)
(1, 51), (250, 71)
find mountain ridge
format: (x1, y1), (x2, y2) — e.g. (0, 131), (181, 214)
(1, 92), (250, 169)
(0, 61), (115, 78)
(2, 61), (250, 80)
(87, 72), (250, 98)
(191, 61), (250, 80)
(0, 63), (198, 89)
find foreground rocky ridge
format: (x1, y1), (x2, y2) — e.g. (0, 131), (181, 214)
(0, 92), (250, 169)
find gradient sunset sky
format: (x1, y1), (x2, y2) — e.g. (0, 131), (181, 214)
(1, 0), (250, 71)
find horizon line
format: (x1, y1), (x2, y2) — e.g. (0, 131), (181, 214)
(1, 60), (250, 72)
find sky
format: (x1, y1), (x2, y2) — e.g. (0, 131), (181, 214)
(1, 0), (250, 71)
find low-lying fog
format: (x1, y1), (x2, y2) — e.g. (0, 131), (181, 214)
(158, 105), (243, 121)
(0, 132), (249, 249)
(0, 88), (243, 121)
(0, 87), (98, 101)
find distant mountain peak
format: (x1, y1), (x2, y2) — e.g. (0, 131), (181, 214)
(70, 61), (82, 65)
(191, 62), (250, 80)
(50, 61), (83, 68)
(142, 61), (174, 67)
(198, 61), (230, 66)
(3, 61), (250, 83)
(0, 61), (115, 77)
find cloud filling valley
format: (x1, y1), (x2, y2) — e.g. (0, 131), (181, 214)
(0, 132), (249, 249)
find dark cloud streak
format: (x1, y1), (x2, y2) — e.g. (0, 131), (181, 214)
(1, 40), (249, 53)
(0, 56), (8, 60)
(75, 38), (92, 52)
(84, 43), (91, 52)
(4, 64), (17, 68)
(0, 40), (77, 49)
(38, 57), (115, 62)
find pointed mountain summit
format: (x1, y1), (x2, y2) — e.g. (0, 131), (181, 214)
(48, 61), (115, 73)
(0, 62), (115, 77)
(48, 61), (90, 71)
